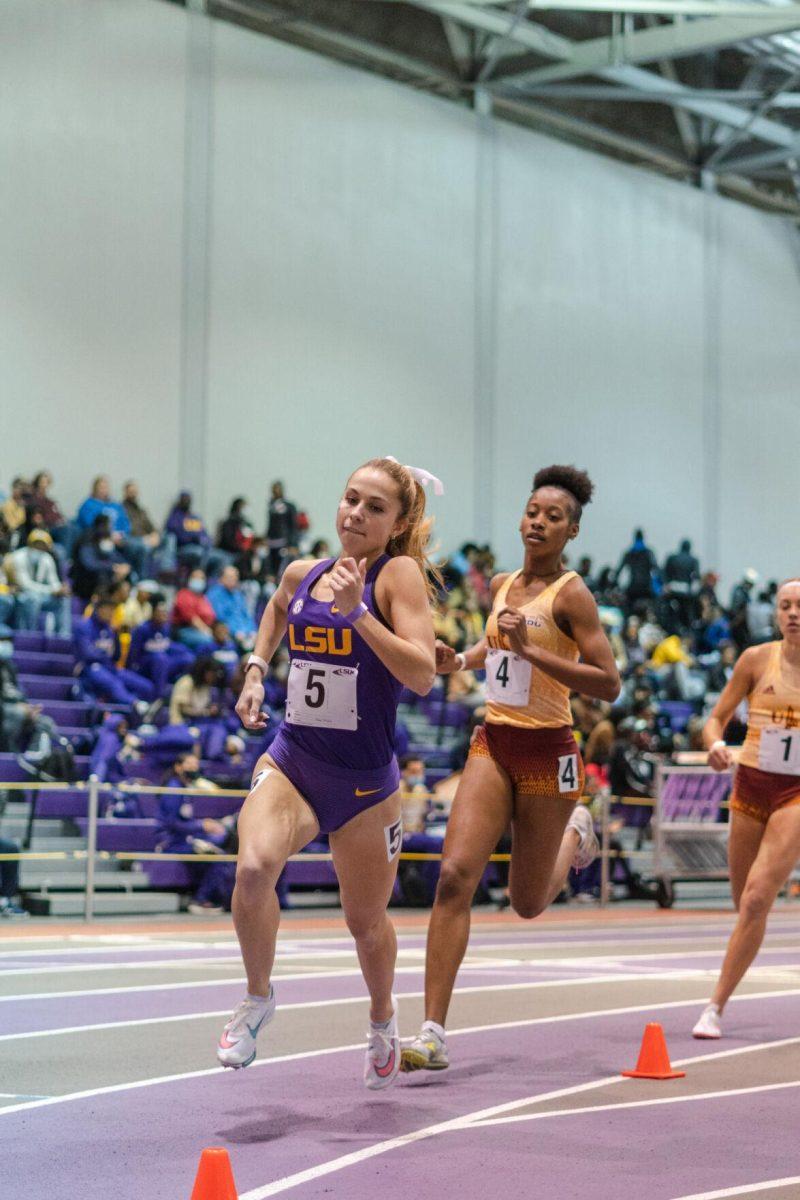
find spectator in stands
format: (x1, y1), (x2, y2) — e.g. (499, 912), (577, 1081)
(168, 655), (224, 727)
(121, 480), (162, 572)
(0, 836), (29, 918)
(616, 529), (659, 615)
(399, 755), (429, 834)
(310, 539), (330, 560)
(208, 620), (241, 680)
(127, 596), (195, 696)
(621, 615), (646, 669)
(121, 579), (158, 630)
(75, 476), (146, 576)
(73, 593), (155, 709)
(577, 555), (596, 592)
(706, 641), (738, 695)
(728, 568), (758, 650)
(156, 751), (233, 914)
(29, 471), (67, 534)
(172, 568), (216, 649)
(662, 538), (700, 629)
(217, 497), (255, 566)
(265, 479), (298, 576)
(206, 565), (256, 651)
(165, 491), (211, 572)
(747, 588), (775, 645)
(71, 515), (131, 601)
(608, 717), (657, 839)
(1, 478), (29, 549)
(6, 531), (71, 634)
(0, 629), (59, 769)
(0, 573), (13, 627)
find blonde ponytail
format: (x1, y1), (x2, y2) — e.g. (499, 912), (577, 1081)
(358, 457), (443, 601)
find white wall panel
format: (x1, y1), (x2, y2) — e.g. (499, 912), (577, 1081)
(490, 123), (707, 577)
(0, 0), (186, 522)
(204, 25), (476, 550)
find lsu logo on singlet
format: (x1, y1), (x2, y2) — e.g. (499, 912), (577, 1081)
(288, 625), (352, 656)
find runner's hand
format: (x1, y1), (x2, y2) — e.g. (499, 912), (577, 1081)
(435, 640), (459, 674)
(496, 606), (528, 655)
(708, 743), (733, 771)
(329, 557), (367, 616)
(236, 672), (268, 730)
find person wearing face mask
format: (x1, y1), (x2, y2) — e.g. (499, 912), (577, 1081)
(172, 570), (216, 650)
(156, 752), (233, 914)
(72, 515), (131, 601)
(399, 755), (429, 834)
(7, 531), (71, 635)
(206, 566), (257, 652)
(127, 597), (195, 696)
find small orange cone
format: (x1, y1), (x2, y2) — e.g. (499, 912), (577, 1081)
(190, 1147), (238, 1200)
(621, 1023), (686, 1080)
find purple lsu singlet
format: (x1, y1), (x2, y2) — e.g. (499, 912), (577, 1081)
(279, 555), (402, 771)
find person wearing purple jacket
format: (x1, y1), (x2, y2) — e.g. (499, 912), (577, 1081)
(156, 752), (234, 914)
(165, 491), (211, 572)
(127, 597), (195, 697)
(216, 456), (442, 1092)
(73, 595), (155, 708)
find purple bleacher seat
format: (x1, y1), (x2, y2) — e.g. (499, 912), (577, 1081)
(129, 791), (244, 820)
(32, 789), (89, 818)
(12, 632), (73, 655)
(0, 753), (91, 782)
(17, 675), (75, 701)
(40, 700), (94, 727)
(398, 687), (419, 706)
(145, 861), (194, 889)
(75, 819), (159, 852)
(13, 651), (76, 676)
(409, 746), (454, 768)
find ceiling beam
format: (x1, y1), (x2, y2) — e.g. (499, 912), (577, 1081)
(411, 3), (800, 150)
(493, 12), (800, 88)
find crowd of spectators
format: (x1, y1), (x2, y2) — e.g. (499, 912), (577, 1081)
(0, 469), (785, 912)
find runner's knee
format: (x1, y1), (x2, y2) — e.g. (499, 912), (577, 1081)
(739, 879), (774, 923)
(436, 860), (480, 908)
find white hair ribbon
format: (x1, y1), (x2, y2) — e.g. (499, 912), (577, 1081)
(384, 456), (445, 496)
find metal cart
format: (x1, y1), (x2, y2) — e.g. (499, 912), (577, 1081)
(652, 761), (734, 908)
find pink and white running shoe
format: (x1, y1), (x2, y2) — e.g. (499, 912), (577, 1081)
(364, 998), (400, 1091)
(217, 988), (276, 1069)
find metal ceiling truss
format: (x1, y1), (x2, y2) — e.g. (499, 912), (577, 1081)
(179, 0), (800, 215)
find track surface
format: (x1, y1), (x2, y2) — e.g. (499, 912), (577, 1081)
(2, 907), (800, 1200)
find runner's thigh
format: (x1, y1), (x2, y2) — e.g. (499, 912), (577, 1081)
(438, 755), (514, 888)
(330, 792), (402, 925)
(236, 753), (320, 872)
(509, 795), (576, 914)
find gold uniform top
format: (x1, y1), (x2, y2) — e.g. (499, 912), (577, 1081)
(738, 641), (800, 770)
(484, 570), (579, 730)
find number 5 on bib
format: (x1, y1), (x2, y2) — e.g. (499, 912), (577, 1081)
(485, 648), (532, 707)
(286, 659), (358, 731)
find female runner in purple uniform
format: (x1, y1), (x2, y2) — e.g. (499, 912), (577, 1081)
(217, 457), (442, 1089)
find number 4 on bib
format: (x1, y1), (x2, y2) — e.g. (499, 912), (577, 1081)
(557, 753), (579, 794)
(485, 649), (532, 707)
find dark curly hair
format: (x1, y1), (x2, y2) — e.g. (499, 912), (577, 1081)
(532, 465), (594, 522)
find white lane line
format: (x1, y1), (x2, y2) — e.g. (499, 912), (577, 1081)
(670, 1176), (800, 1199)
(0, 970), (715, 1041)
(473, 1079), (800, 1127)
(1, 986), (797, 1120)
(0, 1092), (50, 1100)
(238, 1036), (800, 1200)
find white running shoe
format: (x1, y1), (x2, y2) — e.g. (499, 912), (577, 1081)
(692, 1003), (722, 1039)
(568, 804), (599, 871)
(217, 988), (276, 1068)
(400, 1025), (449, 1073)
(364, 999), (400, 1091)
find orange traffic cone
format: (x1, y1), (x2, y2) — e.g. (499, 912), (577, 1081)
(190, 1147), (238, 1200)
(621, 1023), (686, 1080)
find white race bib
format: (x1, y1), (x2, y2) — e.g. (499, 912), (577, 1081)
(286, 659), (358, 731)
(485, 648), (532, 707)
(758, 725), (800, 775)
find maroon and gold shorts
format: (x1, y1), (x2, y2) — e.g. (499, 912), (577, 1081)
(730, 764), (800, 826)
(468, 722), (584, 799)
